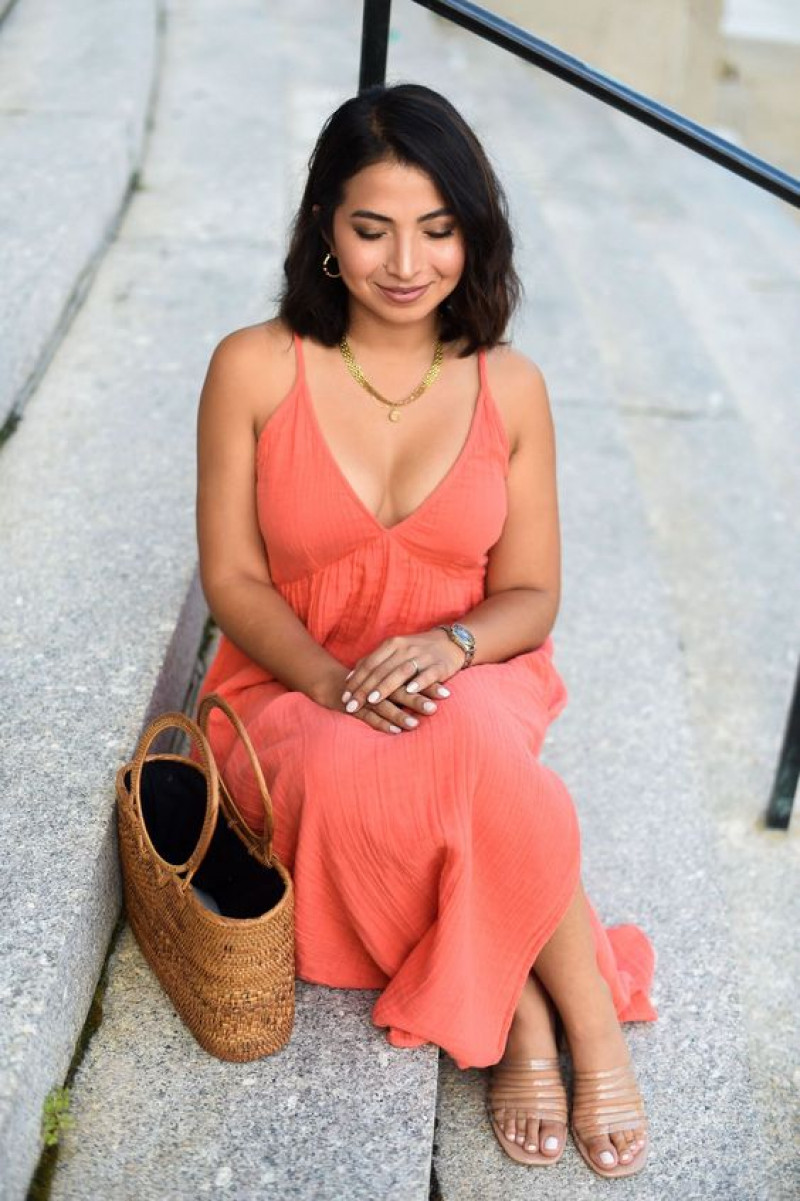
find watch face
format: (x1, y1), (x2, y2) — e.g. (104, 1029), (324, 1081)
(451, 623), (475, 649)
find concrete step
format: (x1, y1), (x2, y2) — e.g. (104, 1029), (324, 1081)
(604, 105), (800, 541)
(1, 1), (438, 1199)
(0, 0), (159, 430)
(50, 928), (437, 1201)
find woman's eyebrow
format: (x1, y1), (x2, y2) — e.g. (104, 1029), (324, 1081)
(349, 207), (454, 222)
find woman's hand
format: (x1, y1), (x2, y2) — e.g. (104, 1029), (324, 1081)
(338, 630), (466, 735)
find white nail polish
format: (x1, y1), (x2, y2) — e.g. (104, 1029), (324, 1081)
(341, 691), (352, 704)
(389, 724), (402, 734)
(367, 690), (381, 703)
(436, 686), (450, 697)
(543, 1136), (558, 1151)
(345, 699), (359, 713)
(525, 1143), (537, 1152)
(422, 700), (436, 713)
(404, 716), (419, 728)
(406, 681), (420, 693)
(599, 1151), (615, 1166)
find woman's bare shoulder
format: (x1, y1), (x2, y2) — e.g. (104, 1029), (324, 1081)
(202, 318), (298, 436)
(483, 343), (553, 454)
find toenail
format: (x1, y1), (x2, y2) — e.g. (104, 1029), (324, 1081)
(620, 1152), (632, 1162)
(525, 1142), (537, 1152)
(598, 1151), (615, 1166)
(543, 1136), (559, 1151)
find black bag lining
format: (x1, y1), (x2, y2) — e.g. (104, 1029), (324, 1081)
(124, 760), (287, 919)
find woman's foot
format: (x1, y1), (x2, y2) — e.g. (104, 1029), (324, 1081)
(565, 981), (647, 1173)
(487, 973), (567, 1161)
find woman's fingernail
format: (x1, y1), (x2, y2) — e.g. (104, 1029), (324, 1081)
(406, 681), (420, 693)
(367, 690), (381, 703)
(422, 700), (436, 713)
(436, 686), (450, 697)
(389, 724), (402, 734)
(404, 715), (419, 728)
(345, 699), (359, 713)
(341, 691), (352, 704)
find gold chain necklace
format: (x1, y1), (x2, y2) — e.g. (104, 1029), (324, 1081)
(339, 336), (444, 422)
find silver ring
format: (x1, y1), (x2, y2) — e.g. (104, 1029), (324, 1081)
(410, 658), (420, 677)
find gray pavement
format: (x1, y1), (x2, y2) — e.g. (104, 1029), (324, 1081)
(0, 0), (158, 427)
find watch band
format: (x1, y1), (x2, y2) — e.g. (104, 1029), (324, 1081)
(438, 623), (476, 668)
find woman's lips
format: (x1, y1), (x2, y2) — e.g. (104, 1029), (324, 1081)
(376, 283), (430, 304)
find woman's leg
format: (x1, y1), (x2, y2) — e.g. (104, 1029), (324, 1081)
(489, 972), (566, 1157)
(531, 879), (647, 1169)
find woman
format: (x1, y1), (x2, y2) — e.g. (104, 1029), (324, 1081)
(195, 83), (655, 1178)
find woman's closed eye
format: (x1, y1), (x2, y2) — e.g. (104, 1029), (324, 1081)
(352, 226), (457, 240)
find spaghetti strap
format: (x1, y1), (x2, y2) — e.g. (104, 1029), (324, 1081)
(476, 347), (511, 463)
(477, 347), (489, 395)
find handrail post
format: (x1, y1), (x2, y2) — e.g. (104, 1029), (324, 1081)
(359, 0), (392, 92)
(766, 660), (800, 828)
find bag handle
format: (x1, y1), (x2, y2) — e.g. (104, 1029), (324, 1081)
(197, 693), (276, 864)
(129, 710), (219, 888)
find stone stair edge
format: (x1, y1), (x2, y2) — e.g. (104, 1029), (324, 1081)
(0, 572), (207, 1201)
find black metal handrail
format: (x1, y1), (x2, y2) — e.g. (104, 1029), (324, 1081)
(360, 0), (800, 208)
(359, 0), (800, 829)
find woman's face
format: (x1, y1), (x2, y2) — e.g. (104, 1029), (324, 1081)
(328, 159), (466, 327)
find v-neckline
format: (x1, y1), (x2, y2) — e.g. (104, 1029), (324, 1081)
(298, 338), (486, 535)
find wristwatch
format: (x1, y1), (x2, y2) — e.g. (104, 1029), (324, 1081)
(438, 623), (476, 668)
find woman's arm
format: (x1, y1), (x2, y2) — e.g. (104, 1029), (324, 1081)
(196, 324), (345, 705)
(455, 346), (561, 663)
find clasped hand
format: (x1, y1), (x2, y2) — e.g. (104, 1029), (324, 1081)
(337, 629), (466, 736)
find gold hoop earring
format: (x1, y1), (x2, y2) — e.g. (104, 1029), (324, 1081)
(322, 252), (342, 279)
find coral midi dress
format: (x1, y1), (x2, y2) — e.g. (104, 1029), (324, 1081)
(198, 333), (656, 1070)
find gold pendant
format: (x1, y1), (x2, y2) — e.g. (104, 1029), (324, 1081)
(388, 409), (400, 422)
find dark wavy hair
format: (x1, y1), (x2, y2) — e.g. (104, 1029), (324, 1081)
(279, 84), (520, 356)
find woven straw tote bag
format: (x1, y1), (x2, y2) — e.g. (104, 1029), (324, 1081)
(116, 692), (295, 1061)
